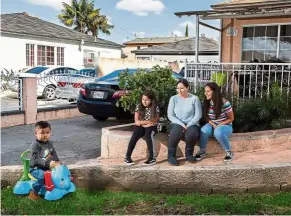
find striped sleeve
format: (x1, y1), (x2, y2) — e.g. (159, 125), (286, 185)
(222, 99), (233, 113)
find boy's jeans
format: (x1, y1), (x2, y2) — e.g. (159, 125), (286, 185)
(199, 123), (233, 152)
(29, 168), (45, 194)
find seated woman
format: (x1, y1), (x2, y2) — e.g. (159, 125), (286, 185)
(196, 82), (235, 162)
(167, 79), (202, 166)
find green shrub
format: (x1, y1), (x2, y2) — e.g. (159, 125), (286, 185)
(233, 82), (291, 132)
(117, 65), (177, 118)
(211, 72), (227, 87)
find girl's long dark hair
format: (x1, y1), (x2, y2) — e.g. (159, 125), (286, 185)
(203, 82), (223, 119)
(139, 90), (157, 119)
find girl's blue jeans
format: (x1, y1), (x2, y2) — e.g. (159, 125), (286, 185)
(199, 123), (233, 152)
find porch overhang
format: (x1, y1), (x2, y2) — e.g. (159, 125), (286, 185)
(174, 0), (291, 20)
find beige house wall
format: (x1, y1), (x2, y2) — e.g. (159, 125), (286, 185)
(95, 57), (169, 77)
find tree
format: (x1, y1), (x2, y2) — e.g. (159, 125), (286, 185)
(85, 9), (113, 38)
(185, 24), (189, 37)
(58, 0), (113, 37)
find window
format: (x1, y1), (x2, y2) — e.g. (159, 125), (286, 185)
(148, 45), (153, 47)
(279, 25), (291, 62)
(57, 47), (64, 66)
(26, 44), (35, 66)
(28, 45), (64, 66)
(136, 56), (151, 60)
(37, 45), (55, 65)
(242, 24), (291, 62)
(83, 50), (95, 63)
(137, 46), (141, 50)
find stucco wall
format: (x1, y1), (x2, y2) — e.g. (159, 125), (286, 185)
(95, 57), (168, 77)
(0, 35), (121, 71)
(221, 17), (291, 63)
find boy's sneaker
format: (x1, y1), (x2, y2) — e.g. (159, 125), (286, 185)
(195, 151), (206, 161)
(144, 158), (156, 166)
(28, 191), (40, 201)
(124, 157), (135, 165)
(224, 151), (234, 162)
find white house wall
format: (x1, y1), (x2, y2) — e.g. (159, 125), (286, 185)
(135, 54), (219, 63)
(0, 35), (121, 71)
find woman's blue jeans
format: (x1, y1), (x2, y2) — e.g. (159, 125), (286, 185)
(199, 123), (233, 152)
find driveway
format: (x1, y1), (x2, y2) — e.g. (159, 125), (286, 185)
(1, 116), (130, 166)
(1, 91), (72, 111)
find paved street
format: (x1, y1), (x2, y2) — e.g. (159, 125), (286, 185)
(1, 116), (130, 166)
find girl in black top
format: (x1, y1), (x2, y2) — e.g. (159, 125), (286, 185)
(125, 90), (160, 165)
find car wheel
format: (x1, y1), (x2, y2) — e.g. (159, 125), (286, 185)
(43, 85), (56, 100)
(93, 116), (109, 121)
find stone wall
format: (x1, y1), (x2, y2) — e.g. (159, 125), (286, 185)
(2, 163), (291, 194)
(101, 123), (291, 159)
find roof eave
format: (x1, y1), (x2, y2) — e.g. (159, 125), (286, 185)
(133, 51), (218, 55)
(202, 11), (291, 20)
(1, 30), (123, 49)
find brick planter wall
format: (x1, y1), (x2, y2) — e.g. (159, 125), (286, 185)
(101, 124), (291, 159)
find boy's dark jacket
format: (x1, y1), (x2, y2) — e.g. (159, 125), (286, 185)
(30, 140), (59, 170)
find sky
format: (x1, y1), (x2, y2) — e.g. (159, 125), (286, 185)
(1, 0), (223, 44)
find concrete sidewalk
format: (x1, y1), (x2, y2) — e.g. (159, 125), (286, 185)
(1, 116), (126, 166)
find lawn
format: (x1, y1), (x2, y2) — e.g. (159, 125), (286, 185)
(2, 188), (291, 215)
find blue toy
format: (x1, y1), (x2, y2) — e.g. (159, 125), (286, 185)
(13, 150), (76, 201)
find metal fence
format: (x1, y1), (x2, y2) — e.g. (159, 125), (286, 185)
(0, 69), (23, 112)
(37, 70), (96, 108)
(185, 63), (291, 104)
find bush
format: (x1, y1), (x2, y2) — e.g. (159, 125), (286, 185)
(211, 72), (227, 87)
(233, 82), (291, 132)
(117, 65), (177, 118)
(0, 68), (26, 92)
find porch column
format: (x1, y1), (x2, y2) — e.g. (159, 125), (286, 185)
(195, 15), (200, 63)
(195, 15), (200, 92)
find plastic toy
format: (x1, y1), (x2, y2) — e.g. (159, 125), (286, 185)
(13, 150), (76, 201)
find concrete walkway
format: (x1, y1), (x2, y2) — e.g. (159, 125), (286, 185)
(1, 116), (128, 166)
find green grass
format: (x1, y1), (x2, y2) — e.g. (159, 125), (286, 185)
(2, 187), (291, 215)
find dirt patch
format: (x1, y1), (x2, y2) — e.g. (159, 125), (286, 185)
(103, 200), (197, 215)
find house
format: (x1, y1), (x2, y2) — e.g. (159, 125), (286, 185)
(132, 36), (219, 63)
(174, 0), (291, 97)
(0, 13), (123, 71)
(123, 36), (189, 60)
(175, 0), (291, 63)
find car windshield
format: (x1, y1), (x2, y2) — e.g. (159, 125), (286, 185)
(26, 67), (49, 74)
(96, 69), (140, 82)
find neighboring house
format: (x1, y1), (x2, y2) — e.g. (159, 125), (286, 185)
(175, 0), (291, 63)
(0, 13), (123, 71)
(132, 36), (219, 63)
(123, 36), (189, 60)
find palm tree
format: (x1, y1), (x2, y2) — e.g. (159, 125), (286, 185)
(58, 0), (86, 33)
(86, 9), (114, 38)
(58, 0), (113, 38)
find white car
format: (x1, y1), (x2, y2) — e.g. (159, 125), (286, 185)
(18, 66), (79, 100)
(55, 69), (96, 102)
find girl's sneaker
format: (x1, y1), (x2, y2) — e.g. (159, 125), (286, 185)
(124, 157), (135, 165)
(224, 151), (234, 162)
(144, 158), (156, 165)
(195, 151), (206, 161)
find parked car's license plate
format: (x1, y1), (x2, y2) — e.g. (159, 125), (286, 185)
(92, 91), (104, 98)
